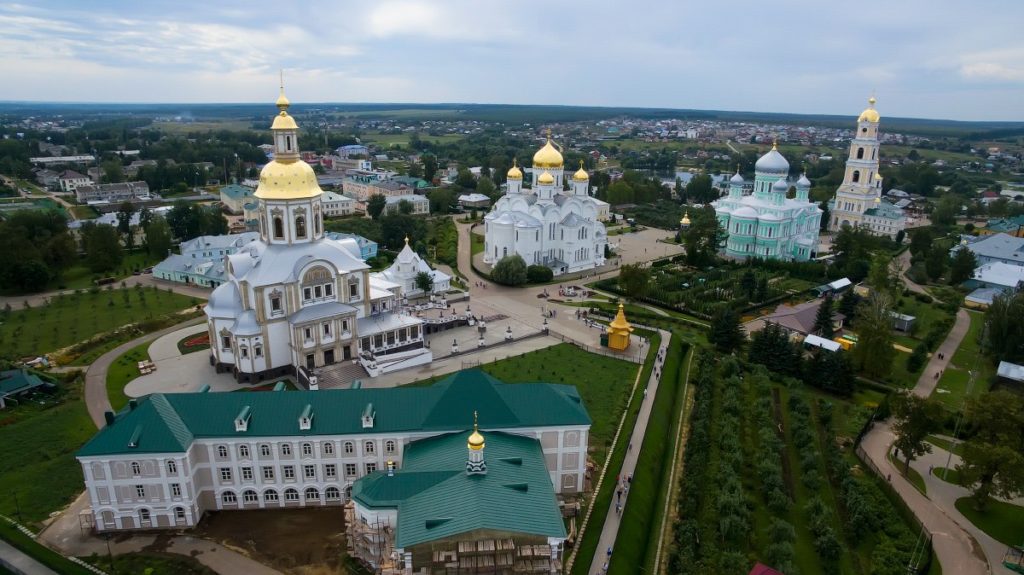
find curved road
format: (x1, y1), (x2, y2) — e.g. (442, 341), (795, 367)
(83, 315), (206, 428)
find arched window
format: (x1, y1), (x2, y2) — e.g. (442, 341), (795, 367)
(264, 489), (279, 502)
(857, 147), (864, 159)
(217, 445), (228, 458)
(174, 507), (186, 520)
(284, 488), (299, 502)
(139, 509), (151, 523)
(239, 445), (250, 458)
(325, 486), (341, 501)
(281, 444), (291, 456)
(243, 489), (258, 503)
(221, 491), (237, 505)
(260, 444), (271, 457)
(295, 216), (307, 239)
(305, 487), (320, 501)
(323, 442), (334, 455)
(852, 170), (860, 183)
(344, 442), (354, 454)
(273, 217), (284, 239)
(365, 441), (375, 454)
(302, 443), (313, 457)
(314, 213), (322, 236)
(166, 460), (177, 475)
(131, 462), (141, 476)
(385, 440), (396, 454)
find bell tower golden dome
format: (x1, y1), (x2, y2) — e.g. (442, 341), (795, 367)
(858, 96), (880, 123)
(255, 74), (322, 201)
(506, 158), (523, 180)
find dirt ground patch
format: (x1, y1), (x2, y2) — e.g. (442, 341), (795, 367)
(193, 508), (350, 574)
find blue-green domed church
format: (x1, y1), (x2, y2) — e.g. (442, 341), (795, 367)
(711, 144), (822, 261)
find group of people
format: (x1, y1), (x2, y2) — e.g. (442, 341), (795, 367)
(473, 281), (488, 289)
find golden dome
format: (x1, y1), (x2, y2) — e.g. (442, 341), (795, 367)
(680, 211), (691, 226)
(537, 171), (555, 185)
(271, 112), (298, 131)
(858, 96), (880, 123)
(254, 159), (322, 200)
(608, 303), (633, 333)
(532, 131), (564, 169)
(507, 159), (523, 180)
(573, 161), (589, 181)
(468, 411), (485, 451)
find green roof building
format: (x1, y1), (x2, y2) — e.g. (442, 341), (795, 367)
(76, 370), (590, 537)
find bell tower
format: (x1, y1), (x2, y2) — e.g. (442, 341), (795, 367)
(829, 96), (883, 231)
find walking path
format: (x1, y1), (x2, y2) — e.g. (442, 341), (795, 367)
(83, 316), (206, 428)
(859, 303), (990, 575)
(897, 249), (929, 295)
(0, 538), (58, 575)
(586, 329), (671, 575)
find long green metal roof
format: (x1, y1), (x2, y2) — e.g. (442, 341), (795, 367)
(352, 431), (567, 548)
(77, 369), (590, 457)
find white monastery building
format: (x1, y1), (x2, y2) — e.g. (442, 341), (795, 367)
(828, 97), (906, 239)
(484, 134), (609, 276)
(203, 86), (432, 383)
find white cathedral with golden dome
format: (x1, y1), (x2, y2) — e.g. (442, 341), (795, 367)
(204, 84), (432, 384)
(483, 133), (609, 276)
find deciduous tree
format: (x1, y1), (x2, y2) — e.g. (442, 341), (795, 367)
(490, 254), (527, 286)
(890, 392), (942, 474)
(617, 263), (650, 300)
(367, 194), (387, 220)
(960, 391), (1024, 510)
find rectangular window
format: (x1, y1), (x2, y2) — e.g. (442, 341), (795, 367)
(349, 283), (359, 298)
(324, 283), (333, 297)
(171, 483), (181, 497)
(304, 328), (312, 341)
(314, 285), (322, 298)
(270, 296), (281, 313)
(242, 467), (253, 481)
(135, 485), (145, 498)
(410, 326), (419, 339)
(283, 466), (295, 480)
(365, 463), (377, 474)
(323, 323), (331, 336)
(304, 465), (316, 479)
(222, 336), (231, 350)
(325, 464), (337, 479)
(220, 468), (232, 482)
(303, 287), (312, 300)
(262, 466), (275, 481)
(345, 463), (357, 477)
(386, 332), (395, 346)
(374, 334), (383, 348)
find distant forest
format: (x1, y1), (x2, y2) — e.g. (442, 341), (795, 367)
(2, 101), (1023, 139)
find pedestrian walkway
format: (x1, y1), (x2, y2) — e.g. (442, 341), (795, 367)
(0, 538), (59, 575)
(585, 329), (671, 575)
(858, 303), (989, 575)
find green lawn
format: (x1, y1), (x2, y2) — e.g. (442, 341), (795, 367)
(69, 205), (98, 219)
(0, 378), (96, 525)
(81, 551), (216, 575)
(927, 435), (966, 457)
(0, 286), (195, 360)
(933, 310), (990, 409)
(471, 230), (485, 256)
(933, 467), (969, 487)
(955, 497), (1024, 547)
(362, 132), (464, 148)
(889, 451), (928, 495)
(106, 341), (152, 411)
(31, 250), (163, 293)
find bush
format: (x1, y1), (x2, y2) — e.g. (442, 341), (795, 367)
(490, 255), (527, 286)
(526, 264), (553, 284)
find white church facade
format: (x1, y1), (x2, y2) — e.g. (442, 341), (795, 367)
(483, 135), (609, 276)
(828, 97), (906, 239)
(370, 238), (451, 299)
(204, 86), (431, 383)
(712, 145), (822, 261)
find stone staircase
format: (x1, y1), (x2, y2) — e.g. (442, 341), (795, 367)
(314, 361), (370, 389)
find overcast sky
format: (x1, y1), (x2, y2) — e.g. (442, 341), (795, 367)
(3, 1), (1023, 121)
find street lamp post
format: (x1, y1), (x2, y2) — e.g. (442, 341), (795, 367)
(942, 369), (975, 480)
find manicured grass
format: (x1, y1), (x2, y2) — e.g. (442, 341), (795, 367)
(68, 205), (98, 219)
(569, 331), (660, 575)
(927, 435), (966, 457)
(609, 337), (690, 574)
(177, 331), (211, 355)
(0, 378), (96, 525)
(471, 230), (484, 255)
(478, 343), (640, 464)
(955, 497), (1024, 547)
(40, 250), (163, 293)
(0, 286), (196, 360)
(0, 520), (94, 575)
(106, 341), (152, 411)
(888, 451), (928, 495)
(933, 467), (969, 487)
(934, 310), (990, 409)
(81, 551), (216, 575)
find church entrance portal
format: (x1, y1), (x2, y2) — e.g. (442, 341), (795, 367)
(305, 354), (315, 369)
(324, 349), (335, 365)
(343, 345), (351, 360)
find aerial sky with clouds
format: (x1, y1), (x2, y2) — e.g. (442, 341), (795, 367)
(2, 0), (1023, 121)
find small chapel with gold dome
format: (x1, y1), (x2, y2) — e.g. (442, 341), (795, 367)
(204, 84), (433, 383)
(483, 133), (610, 276)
